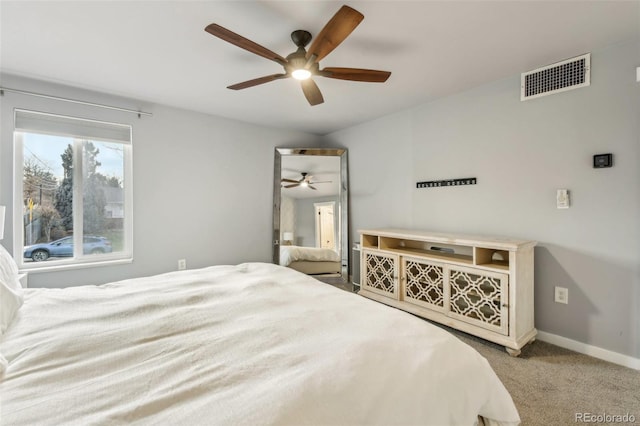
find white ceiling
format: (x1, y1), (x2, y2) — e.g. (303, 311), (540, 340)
(1, 1), (638, 135)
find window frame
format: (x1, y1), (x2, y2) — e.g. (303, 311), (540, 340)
(13, 109), (134, 272)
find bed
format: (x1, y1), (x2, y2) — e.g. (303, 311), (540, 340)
(279, 244), (341, 275)
(0, 253), (520, 425)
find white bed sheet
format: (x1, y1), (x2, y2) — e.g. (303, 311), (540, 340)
(0, 263), (520, 425)
(279, 245), (340, 266)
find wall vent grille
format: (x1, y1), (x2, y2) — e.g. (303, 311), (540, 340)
(521, 53), (590, 101)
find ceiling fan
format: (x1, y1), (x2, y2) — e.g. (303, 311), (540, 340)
(204, 5), (391, 106)
(281, 172), (331, 190)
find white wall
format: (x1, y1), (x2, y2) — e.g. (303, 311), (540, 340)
(325, 39), (640, 359)
(0, 74), (322, 288)
(332, 110), (414, 232)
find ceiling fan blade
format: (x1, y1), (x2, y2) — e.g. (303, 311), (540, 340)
(281, 178), (300, 183)
(309, 180), (332, 184)
(306, 5), (364, 63)
(319, 67), (391, 83)
(301, 79), (324, 106)
(227, 73), (289, 90)
(309, 185), (318, 190)
(205, 23), (288, 66)
(284, 183), (300, 188)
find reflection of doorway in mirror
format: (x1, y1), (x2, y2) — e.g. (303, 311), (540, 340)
(314, 202), (335, 250)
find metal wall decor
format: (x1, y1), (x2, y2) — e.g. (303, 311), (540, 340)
(416, 177), (477, 189)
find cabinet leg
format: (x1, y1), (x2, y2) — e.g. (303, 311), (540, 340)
(505, 347), (521, 357)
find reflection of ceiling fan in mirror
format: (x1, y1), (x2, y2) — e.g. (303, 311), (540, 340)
(204, 5), (391, 106)
(281, 172), (331, 190)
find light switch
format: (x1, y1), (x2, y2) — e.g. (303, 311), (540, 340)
(557, 189), (570, 209)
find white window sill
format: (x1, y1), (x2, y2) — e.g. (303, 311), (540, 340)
(18, 257), (133, 274)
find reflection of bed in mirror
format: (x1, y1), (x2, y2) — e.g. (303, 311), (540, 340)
(279, 245), (341, 275)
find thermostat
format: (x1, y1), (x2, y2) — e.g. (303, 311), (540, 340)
(593, 153), (612, 168)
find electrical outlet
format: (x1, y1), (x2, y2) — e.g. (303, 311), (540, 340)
(178, 259), (187, 270)
(554, 286), (568, 304)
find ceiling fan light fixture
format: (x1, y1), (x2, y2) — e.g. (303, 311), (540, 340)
(292, 69), (312, 80)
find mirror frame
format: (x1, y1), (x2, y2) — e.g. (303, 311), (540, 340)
(273, 148), (348, 280)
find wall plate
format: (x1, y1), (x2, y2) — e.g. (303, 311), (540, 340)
(557, 189), (570, 209)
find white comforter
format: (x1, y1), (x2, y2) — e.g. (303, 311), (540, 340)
(0, 263), (519, 425)
(279, 245), (340, 266)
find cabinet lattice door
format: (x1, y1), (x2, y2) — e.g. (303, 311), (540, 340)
(447, 265), (509, 335)
(362, 250), (398, 298)
(403, 257), (446, 312)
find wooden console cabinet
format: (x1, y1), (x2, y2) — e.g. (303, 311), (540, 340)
(359, 228), (537, 356)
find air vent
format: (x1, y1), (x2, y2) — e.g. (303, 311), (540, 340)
(521, 53), (590, 101)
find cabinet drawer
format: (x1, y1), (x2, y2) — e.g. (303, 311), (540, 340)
(402, 256), (446, 312)
(362, 250), (399, 299)
(447, 265), (509, 335)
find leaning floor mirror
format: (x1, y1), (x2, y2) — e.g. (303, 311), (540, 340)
(273, 148), (348, 281)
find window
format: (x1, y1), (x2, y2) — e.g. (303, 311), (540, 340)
(14, 109), (133, 269)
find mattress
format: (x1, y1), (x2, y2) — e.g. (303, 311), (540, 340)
(287, 260), (341, 275)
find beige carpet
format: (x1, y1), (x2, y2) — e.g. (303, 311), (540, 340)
(453, 329), (640, 426)
(317, 277), (640, 425)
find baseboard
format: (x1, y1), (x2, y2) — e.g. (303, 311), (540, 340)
(537, 331), (640, 371)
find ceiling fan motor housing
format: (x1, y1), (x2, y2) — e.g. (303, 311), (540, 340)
(285, 48), (319, 75)
(286, 49), (308, 69)
(291, 30), (312, 48)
